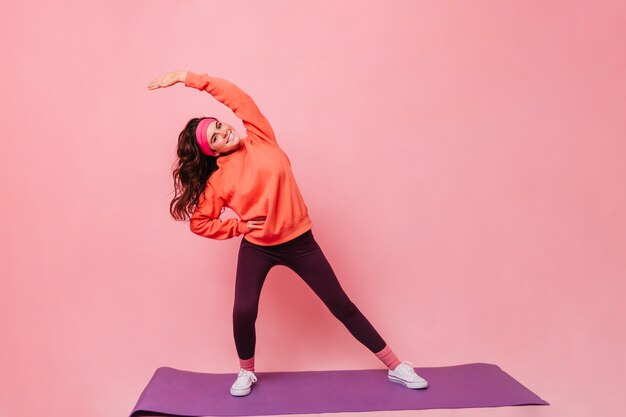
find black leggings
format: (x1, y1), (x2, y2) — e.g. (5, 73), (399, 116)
(233, 229), (387, 360)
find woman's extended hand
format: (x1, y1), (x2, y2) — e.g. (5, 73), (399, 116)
(246, 218), (265, 231)
(146, 70), (187, 90)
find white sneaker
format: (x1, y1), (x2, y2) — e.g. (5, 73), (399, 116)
(388, 361), (428, 389)
(230, 368), (258, 397)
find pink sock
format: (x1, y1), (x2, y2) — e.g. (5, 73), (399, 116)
(375, 345), (401, 370)
(239, 356), (255, 372)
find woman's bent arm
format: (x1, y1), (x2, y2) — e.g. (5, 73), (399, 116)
(189, 184), (249, 240)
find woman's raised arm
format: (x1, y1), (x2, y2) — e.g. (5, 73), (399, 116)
(148, 69), (277, 145)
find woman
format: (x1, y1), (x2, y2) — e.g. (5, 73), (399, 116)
(147, 70), (428, 396)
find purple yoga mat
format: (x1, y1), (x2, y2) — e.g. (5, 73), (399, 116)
(130, 363), (548, 417)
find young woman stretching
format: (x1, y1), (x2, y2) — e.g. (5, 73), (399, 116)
(147, 70), (428, 396)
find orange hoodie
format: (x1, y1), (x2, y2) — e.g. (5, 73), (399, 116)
(184, 72), (313, 246)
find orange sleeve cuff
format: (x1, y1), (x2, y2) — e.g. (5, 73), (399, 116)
(184, 71), (205, 89)
(237, 220), (249, 235)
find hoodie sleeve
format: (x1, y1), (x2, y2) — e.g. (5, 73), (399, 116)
(189, 182), (249, 240)
(184, 71), (277, 145)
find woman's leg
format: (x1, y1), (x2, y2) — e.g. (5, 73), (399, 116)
(233, 239), (277, 370)
(281, 231), (389, 355)
(234, 230), (426, 389)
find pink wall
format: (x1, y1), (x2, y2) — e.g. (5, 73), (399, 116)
(1, 1), (625, 417)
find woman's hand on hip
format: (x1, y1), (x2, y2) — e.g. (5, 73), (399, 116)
(246, 218), (265, 231)
(146, 70), (187, 90)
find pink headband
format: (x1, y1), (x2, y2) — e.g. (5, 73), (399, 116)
(195, 117), (218, 156)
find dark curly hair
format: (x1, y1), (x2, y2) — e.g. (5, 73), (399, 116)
(169, 117), (219, 221)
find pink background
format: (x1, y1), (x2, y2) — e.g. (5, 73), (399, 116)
(1, 1), (625, 417)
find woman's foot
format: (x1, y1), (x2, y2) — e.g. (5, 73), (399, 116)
(230, 368), (258, 396)
(388, 361), (428, 389)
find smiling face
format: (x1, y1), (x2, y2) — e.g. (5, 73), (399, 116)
(206, 120), (242, 156)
